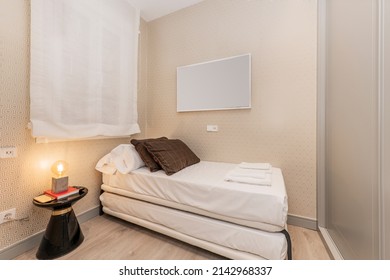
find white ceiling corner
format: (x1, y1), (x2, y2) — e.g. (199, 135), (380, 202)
(126, 0), (204, 22)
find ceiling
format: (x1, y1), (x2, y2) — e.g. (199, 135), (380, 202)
(127, 0), (204, 22)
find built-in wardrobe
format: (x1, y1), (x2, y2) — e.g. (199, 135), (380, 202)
(318, 0), (390, 259)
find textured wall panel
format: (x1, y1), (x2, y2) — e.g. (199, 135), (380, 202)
(146, 0), (317, 219)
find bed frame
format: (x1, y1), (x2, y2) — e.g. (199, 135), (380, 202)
(96, 152), (292, 260)
(98, 194), (292, 260)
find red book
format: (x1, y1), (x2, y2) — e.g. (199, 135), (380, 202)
(44, 186), (79, 200)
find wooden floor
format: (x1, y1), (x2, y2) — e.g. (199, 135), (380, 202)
(15, 214), (331, 260)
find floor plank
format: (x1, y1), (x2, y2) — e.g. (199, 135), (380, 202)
(14, 215), (331, 260)
(288, 224), (331, 260)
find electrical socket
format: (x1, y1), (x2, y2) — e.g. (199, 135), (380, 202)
(0, 208), (16, 224)
(0, 146), (17, 158)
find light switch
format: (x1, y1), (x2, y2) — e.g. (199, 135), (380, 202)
(207, 125), (218, 132)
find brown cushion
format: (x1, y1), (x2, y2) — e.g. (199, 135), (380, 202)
(130, 137), (168, 172)
(144, 139), (200, 175)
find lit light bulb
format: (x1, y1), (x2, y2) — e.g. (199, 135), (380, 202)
(50, 160), (69, 193)
(51, 160), (69, 178)
(57, 163), (64, 177)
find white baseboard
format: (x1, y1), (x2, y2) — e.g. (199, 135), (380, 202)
(0, 206), (100, 260)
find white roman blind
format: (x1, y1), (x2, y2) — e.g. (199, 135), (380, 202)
(30, 0), (140, 140)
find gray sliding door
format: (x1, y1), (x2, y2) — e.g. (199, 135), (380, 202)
(321, 0), (382, 259)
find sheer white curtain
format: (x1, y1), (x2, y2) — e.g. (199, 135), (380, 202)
(30, 0), (140, 141)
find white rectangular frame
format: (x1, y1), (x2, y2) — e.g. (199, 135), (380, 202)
(177, 54), (251, 112)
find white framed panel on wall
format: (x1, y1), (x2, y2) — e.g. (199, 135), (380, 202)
(177, 54), (251, 112)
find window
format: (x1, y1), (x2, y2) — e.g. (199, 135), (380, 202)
(30, 0), (140, 142)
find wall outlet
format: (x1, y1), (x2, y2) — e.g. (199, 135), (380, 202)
(0, 146), (17, 158)
(207, 125), (219, 132)
(0, 208), (16, 224)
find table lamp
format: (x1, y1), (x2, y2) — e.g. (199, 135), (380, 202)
(51, 160), (69, 193)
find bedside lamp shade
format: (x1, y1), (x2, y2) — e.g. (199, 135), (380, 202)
(51, 160), (69, 193)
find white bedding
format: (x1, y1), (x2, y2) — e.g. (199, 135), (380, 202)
(102, 161), (288, 232)
(100, 192), (288, 260)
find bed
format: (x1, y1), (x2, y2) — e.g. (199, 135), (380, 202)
(96, 139), (291, 260)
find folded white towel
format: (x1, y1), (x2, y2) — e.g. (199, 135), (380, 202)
(225, 173), (272, 186)
(239, 162), (272, 170)
(227, 166), (269, 179)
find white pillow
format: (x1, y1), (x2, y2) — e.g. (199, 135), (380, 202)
(95, 153), (117, 174)
(95, 144), (145, 174)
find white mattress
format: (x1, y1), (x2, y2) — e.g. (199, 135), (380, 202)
(100, 192), (288, 260)
(102, 161), (288, 232)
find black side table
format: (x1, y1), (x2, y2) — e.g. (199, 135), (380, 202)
(33, 186), (88, 260)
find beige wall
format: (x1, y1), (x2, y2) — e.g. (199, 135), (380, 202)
(146, 0), (317, 219)
(0, 0), (147, 250)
